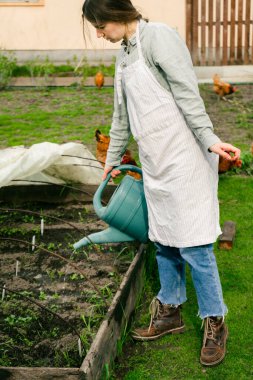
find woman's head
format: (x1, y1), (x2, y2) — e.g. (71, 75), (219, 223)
(82, 0), (142, 26)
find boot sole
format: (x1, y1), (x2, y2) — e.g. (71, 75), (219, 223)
(132, 325), (185, 341)
(200, 327), (229, 366)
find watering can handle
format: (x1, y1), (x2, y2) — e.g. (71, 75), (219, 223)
(93, 164), (143, 217)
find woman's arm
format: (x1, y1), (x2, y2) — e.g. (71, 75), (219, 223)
(103, 60), (131, 178)
(151, 25), (221, 152)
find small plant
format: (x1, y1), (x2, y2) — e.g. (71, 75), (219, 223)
(0, 50), (16, 90)
(229, 151), (253, 175)
(39, 291), (47, 301)
(4, 314), (34, 327)
(22, 215), (35, 223)
(46, 268), (56, 281)
(47, 242), (56, 251)
(52, 292), (60, 300)
(25, 56), (55, 86)
(69, 273), (84, 281)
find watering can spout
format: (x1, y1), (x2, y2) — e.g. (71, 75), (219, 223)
(73, 226), (134, 250)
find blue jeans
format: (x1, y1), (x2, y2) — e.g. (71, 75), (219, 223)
(155, 243), (228, 319)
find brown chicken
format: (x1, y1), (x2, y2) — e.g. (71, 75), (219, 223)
(95, 129), (141, 179)
(94, 71), (104, 89)
(213, 74), (237, 100)
(218, 156), (242, 174)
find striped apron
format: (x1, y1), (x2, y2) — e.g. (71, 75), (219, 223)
(117, 23), (221, 248)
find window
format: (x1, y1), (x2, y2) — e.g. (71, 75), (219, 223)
(0, 0), (44, 6)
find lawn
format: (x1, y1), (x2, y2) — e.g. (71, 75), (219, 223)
(0, 84), (252, 158)
(113, 175), (253, 380)
(0, 84), (253, 379)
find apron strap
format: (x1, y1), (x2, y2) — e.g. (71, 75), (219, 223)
(116, 65), (123, 105)
(116, 21), (143, 105)
(136, 21), (144, 62)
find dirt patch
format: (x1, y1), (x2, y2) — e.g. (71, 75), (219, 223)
(0, 200), (137, 368)
(199, 84), (253, 147)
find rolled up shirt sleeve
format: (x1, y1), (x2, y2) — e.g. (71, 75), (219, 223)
(151, 25), (221, 151)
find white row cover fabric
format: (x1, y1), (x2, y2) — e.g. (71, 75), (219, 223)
(0, 142), (103, 188)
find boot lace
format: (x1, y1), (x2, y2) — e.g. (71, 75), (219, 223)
(202, 317), (224, 344)
(148, 298), (161, 332)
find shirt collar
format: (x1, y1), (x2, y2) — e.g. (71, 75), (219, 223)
(121, 19), (147, 48)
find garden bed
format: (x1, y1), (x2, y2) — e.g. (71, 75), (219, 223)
(0, 185), (147, 379)
(9, 76), (114, 87)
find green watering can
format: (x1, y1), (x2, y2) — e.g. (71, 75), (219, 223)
(73, 165), (149, 249)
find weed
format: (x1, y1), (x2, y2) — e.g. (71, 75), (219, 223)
(39, 291), (47, 301)
(227, 151), (253, 176)
(46, 269), (56, 281)
(49, 327), (60, 338)
(80, 314), (93, 333)
(22, 214), (35, 223)
(51, 293), (60, 300)
(69, 273), (84, 281)
(4, 314), (34, 327)
(47, 242), (56, 251)
(25, 56), (55, 87)
(0, 51), (16, 89)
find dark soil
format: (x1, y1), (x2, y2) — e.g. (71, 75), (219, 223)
(0, 200), (137, 368)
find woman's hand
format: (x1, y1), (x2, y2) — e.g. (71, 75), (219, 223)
(209, 142), (241, 161)
(102, 166), (121, 181)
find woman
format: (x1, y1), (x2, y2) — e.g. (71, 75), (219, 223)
(82, 0), (240, 366)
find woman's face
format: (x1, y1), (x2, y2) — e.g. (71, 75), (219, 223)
(93, 22), (126, 43)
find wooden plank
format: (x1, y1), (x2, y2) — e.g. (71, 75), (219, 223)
(222, 0), (228, 65)
(0, 0), (44, 6)
(192, 0), (199, 65)
(0, 367), (81, 380)
(9, 76), (114, 87)
(215, 0), (221, 65)
(208, 0), (214, 65)
(230, 0), (236, 64)
(252, 7), (253, 65)
(252, 2), (253, 65)
(237, 0), (243, 63)
(200, 0), (207, 65)
(186, 0), (193, 52)
(244, 0), (251, 64)
(80, 244), (147, 380)
(219, 221), (236, 250)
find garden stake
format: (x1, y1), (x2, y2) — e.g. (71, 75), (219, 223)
(41, 218), (44, 236)
(78, 337), (82, 357)
(0, 283), (82, 341)
(15, 260), (20, 276)
(1, 284), (6, 301)
(32, 235), (36, 251)
(0, 237), (109, 307)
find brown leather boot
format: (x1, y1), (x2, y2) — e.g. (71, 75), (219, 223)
(200, 317), (228, 366)
(132, 298), (185, 341)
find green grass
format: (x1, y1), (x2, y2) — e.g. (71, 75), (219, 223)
(112, 176), (253, 379)
(0, 87), (115, 152)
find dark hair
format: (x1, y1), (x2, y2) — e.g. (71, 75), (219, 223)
(82, 0), (142, 25)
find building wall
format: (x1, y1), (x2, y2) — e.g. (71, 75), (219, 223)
(0, 0), (186, 52)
